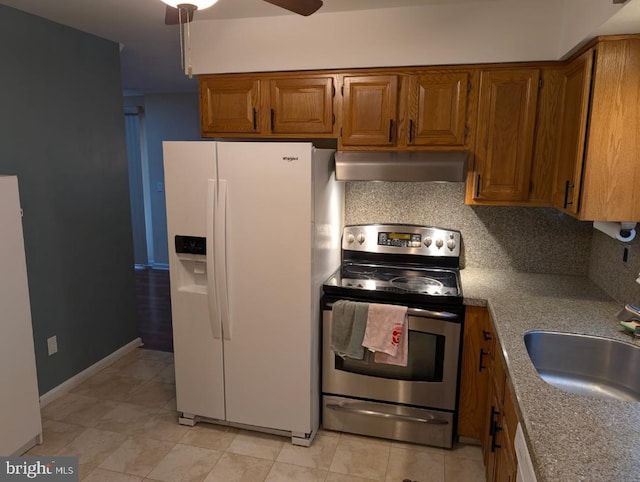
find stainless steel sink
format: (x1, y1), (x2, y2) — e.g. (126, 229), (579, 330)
(524, 331), (640, 401)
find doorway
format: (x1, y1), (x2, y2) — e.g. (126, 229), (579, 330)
(124, 106), (173, 352)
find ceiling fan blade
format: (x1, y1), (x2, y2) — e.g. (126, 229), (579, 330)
(263, 0), (323, 16)
(165, 5), (194, 25)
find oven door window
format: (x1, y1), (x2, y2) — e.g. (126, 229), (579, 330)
(334, 329), (445, 382)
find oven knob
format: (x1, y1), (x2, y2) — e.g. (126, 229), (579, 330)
(346, 234), (355, 244)
(356, 234), (366, 244)
(447, 239), (456, 251)
(424, 237), (432, 247)
(436, 239), (444, 249)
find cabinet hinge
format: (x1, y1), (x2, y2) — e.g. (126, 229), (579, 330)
(341, 85), (344, 96)
(340, 127), (343, 136)
(538, 78), (543, 88)
(467, 81), (472, 92)
(332, 85), (335, 97)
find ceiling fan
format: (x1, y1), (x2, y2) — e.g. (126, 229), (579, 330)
(164, 0), (324, 24)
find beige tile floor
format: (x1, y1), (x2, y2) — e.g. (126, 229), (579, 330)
(29, 348), (485, 482)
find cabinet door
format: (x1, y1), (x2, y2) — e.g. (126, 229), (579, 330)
(494, 420), (518, 482)
(409, 72), (469, 146)
(483, 387), (501, 482)
(580, 38), (640, 221)
(495, 386), (519, 482)
(200, 77), (260, 134)
(458, 306), (493, 440)
(268, 77), (335, 134)
(474, 69), (540, 202)
(483, 340), (507, 482)
(553, 50), (594, 214)
(341, 75), (398, 146)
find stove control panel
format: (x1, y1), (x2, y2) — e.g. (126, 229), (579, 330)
(378, 232), (422, 248)
(343, 224), (461, 257)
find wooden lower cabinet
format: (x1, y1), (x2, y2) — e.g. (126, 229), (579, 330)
(458, 306), (494, 439)
(458, 306), (518, 482)
(494, 387), (519, 482)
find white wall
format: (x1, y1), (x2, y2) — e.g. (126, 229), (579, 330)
(557, 0), (626, 57)
(191, 1), (565, 74)
(593, 0), (640, 38)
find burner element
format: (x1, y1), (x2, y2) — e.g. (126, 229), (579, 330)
(390, 276), (444, 293)
(343, 265), (376, 276)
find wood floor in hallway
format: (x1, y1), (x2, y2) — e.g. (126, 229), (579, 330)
(135, 268), (173, 353)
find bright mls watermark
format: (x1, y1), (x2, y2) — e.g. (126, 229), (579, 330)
(0, 457), (78, 481)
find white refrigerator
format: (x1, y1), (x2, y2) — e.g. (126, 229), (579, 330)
(0, 176), (42, 456)
(163, 141), (343, 446)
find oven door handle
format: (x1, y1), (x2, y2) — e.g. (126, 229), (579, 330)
(326, 403), (449, 425)
(326, 303), (458, 321)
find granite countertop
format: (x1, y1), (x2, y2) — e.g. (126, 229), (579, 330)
(460, 268), (640, 482)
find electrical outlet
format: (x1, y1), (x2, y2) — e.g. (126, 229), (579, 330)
(47, 336), (58, 355)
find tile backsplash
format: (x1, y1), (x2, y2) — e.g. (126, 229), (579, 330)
(589, 231), (640, 304)
(345, 182), (593, 275)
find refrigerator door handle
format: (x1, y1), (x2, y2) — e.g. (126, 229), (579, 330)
(214, 179), (232, 340)
(206, 180), (222, 339)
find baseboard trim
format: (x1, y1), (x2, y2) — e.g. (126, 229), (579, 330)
(39, 337), (143, 408)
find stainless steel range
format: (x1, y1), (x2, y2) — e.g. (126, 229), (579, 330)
(321, 224), (464, 448)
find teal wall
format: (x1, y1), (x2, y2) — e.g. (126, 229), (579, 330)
(0, 6), (138, 394)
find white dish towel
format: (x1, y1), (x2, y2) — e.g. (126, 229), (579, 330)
(362, 303), (408, 366)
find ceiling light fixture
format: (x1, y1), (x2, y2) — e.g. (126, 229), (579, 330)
(161, 0), (219, 78)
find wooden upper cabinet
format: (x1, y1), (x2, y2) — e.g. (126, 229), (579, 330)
(553, 50), (594, 215)
(200, 77), (260, 134)
(571, 37), (640, 221)
(268, 76), (335, 134)
(473, 69), (540, 202)
(341, 74), (399, 146)
(199, 74), (335, 137)
(528, 67), (564, 205)
(408, 72), (469, 146)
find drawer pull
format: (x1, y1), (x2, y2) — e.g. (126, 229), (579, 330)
(327, 403), (448, 425)
(326, 303), (458, 321)
(479, 349), (489, 372)
(563, 180), (575, 208)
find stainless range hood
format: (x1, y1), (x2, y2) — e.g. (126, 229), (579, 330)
(334, 150), (468, 182)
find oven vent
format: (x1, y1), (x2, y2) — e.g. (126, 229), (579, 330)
(334, 151), (468, 182)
